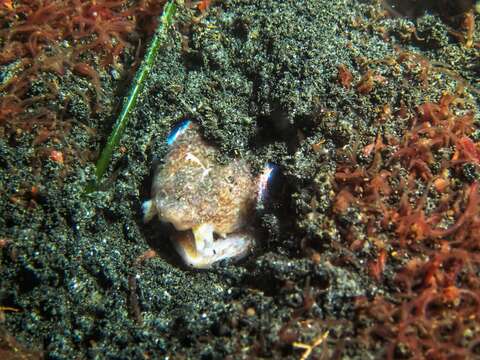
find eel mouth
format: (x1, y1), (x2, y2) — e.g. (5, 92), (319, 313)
(170, 229), (253, 269)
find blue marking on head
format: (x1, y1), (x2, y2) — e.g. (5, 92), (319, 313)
(167, 120), (192, 146)
(257, 163), (278, 202)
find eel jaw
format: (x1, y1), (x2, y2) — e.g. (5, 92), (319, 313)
(171, 225), (253, 269)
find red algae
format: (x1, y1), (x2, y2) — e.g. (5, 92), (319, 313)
(0, 0), (166, 145)
(333, 93), (480, 358)
(337, 64), (353, 89)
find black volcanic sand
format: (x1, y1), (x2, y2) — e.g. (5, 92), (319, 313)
(1, 0), (479, 359)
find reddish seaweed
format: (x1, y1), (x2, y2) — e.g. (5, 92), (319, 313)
(333, 93), (480, 358)
(0, 0), (166, 147)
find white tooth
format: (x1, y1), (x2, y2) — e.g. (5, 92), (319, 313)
(192, 223), (214, 251)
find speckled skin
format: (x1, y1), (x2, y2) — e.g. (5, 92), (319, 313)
(143, 122), (258, 268)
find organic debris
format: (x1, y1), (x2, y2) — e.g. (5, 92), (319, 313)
(92, 0), (176, 187)
(293, 330), (329, 360)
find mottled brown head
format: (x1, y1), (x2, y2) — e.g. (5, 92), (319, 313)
(152, 122), (256, 235)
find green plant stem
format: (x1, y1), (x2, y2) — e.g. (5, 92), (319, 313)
(90, 0), (177, 191)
